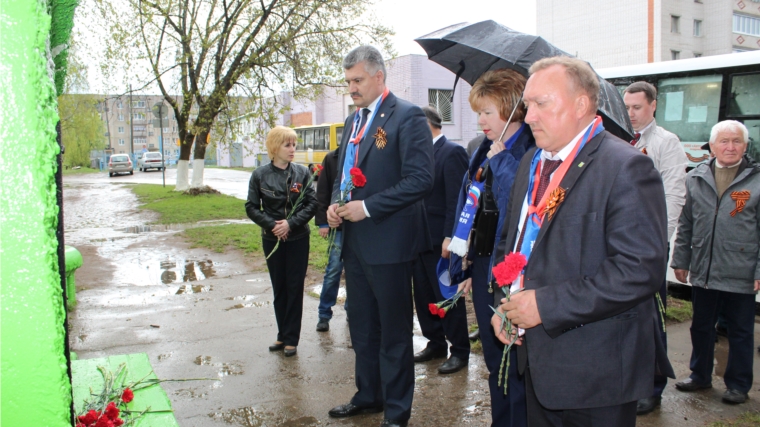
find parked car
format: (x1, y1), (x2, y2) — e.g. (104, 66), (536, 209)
(138, 152), (164, 172)
(108, 154), (133, 177)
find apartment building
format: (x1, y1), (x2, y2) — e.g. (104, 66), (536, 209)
(537, 0), (760, 68)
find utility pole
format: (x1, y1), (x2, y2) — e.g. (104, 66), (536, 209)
(102, 100), (112, 151)
(129, 84), (135, 166)
(152, 102), (167, 187)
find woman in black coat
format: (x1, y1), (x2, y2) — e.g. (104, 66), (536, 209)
(245, 126), (317, 357)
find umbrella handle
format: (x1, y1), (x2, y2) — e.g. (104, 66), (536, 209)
(451, 60), (466, 102)
(497, 97), (521, 143)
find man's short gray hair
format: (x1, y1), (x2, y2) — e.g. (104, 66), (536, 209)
(710, 120), (748, 144)
(344, 45), (387, 82)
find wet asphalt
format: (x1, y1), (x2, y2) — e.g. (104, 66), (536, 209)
(64, 171), (760, 426)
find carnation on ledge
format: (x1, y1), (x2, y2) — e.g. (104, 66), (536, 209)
(492, 252), (527, 288)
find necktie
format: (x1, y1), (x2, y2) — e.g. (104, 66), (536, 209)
(630, 132), (641, 146)
(358, 108), (370, 136)
(515, 159), (562, 253)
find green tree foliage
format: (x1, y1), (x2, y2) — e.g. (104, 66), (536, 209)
(85, 0), (392, 188)
(58, 94), (107, 167)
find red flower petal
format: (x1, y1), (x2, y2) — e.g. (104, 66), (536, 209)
(104, 402), (120, 420)
(428, 303), (438, 315)
(437, 307), (446, 318)
(121, 388), (134, 403)
(350, 167), (367, 187)
(492, 252), (528, 287)
(113, 418), (124, 427)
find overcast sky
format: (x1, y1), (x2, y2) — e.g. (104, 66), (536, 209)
(374, 0), (537, 56)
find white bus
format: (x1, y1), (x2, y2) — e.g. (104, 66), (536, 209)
(599, 51), (760, 168)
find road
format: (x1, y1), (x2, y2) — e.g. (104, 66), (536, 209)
(67, 167), (253, 200)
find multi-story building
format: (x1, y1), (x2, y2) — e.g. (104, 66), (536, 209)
(217, 54), (481, 167)
(537, 0), (760, 68)
(98, 94), (185, 162)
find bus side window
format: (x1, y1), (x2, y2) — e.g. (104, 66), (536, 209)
(304, 129), (314, 150)
(655, 75), (722, 167)
(335, 127), (343, 149)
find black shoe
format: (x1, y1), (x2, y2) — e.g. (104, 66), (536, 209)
(284, 346), (297, 357)
(268, 342), (285, 351)
(675, 378), (712, 392)
(636, 396), (661, 415)
(328, 402), (383, 418)
(722, 389), (748, 404)
(413, 347), (447, 363)
(468, 328), (480, 341)
(438, 356), (468, 374)
(317, 319), (330, 332)
(380, 419), (408, 427)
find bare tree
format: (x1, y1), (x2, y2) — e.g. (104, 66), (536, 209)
(87, 0), (392, 190)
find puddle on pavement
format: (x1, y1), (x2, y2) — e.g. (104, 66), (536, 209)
(194, 356), (244, 377)
(208, 407), (319, 427)
(176, 284), (213, 294)
(226, 295), (257, 301)
(224, 301), (271, 311)
(124, 219), (249, 234)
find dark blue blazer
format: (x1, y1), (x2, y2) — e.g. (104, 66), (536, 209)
(494, 130), (674, 409)
(425, 135), (469, 246)
(332, 92), (435, 265)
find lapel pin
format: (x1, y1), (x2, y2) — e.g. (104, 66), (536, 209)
(577, 162), (585, 168)
(374, 127), (387, 149)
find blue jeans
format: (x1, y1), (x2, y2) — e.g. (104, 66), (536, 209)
(318, 230), (346, 320)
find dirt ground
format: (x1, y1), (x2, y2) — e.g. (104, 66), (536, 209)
(64, 179), (760, 427)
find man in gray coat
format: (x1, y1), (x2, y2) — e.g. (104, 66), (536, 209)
(672, 120), (760, 405)
(623, 80), (688, 415)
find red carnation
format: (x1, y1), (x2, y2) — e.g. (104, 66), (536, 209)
(428, 303), (438, 315)
(76, 423), (86, 427)
(95, 416), (114, 427)
(437, 307), (446, 318)
(78, 410), (99, 426)
(492, 252), (528, 287)
(349, 167), (367, 187)
(113, 418), (124, 427)
(104, 402), (120, 420)
(121, 388), (134, 403)
(315, 164), (324, 175)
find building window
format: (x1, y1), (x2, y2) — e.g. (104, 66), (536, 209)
(693, 20), (702, 36)
(671, 15), (680, 33)
(134, 137), (147, 145)
(163, 127), (169, 133)
(118, 113), (124, 121)
(671, 50), (681, 60)
(116, 101), (122, 109)
(118, 139), (125, 146)
(133, 125), (146, 133)
(428, 89), (454, 123)
(132, 100), (146, 108)
(694, 52), (703, 58)
(133, 112), (145, 121)
(148, 144), (155, 148)
(118, 126), (124, 133)
(734, 13), (760, 36)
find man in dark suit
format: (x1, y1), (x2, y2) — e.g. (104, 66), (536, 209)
(326, 45), (434, 427)
(490, 56), (674, 426)
(411, 106), (470, 374)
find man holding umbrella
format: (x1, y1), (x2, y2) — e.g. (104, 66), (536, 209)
(491, 56), (673, 426)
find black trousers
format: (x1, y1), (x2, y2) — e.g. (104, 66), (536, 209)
(343, 243), (415, 421)
(262, 236), (309, 347)
(526, 367), (636, 427)
(412, 247), (470, 359)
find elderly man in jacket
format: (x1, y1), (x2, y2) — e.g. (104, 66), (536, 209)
(672, 120), (760, 405)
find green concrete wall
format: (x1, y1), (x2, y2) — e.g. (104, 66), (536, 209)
(0, 1), (74, 426)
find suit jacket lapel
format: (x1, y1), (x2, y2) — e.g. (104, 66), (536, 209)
(533, 132), (603, 248)
(356, 92), (396, 168)
(505, 148), (536, 252)
(434, 135), (446, 155)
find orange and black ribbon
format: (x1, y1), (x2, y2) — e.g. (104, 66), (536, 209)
(730, 190), (750, 217)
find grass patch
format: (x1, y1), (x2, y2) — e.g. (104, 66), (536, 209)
(708, 411), (760, 427)
(470, 339), (482, 354)
(182, 220), (331, 270)
(62, 167), (101, 175)
(666, 296), (693, 323)
(131, 184), (247, 224)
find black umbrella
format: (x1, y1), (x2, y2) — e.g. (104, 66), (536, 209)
(415, 20), (634, 141)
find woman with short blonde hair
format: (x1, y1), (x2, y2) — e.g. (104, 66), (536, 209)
(245, 125), (317, 357)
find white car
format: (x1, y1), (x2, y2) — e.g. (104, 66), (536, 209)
(138, 152), (164, 172)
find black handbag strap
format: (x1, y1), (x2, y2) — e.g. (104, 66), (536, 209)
(481, 163), (498, 211)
